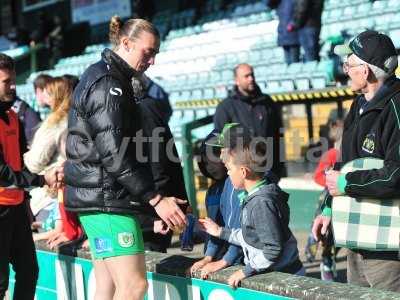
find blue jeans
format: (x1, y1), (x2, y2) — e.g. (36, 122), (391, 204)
(283, 45), (300, 65)
(299, 26), (320, 62)
(180, 214), (195, 250)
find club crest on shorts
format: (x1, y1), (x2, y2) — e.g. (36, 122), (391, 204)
(118, 232), (134, 248)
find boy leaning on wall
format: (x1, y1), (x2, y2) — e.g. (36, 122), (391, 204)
(199, 123), (305, 288)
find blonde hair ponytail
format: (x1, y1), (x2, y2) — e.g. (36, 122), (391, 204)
(108, 16), (160, 49)
(109, 15), (123, 47)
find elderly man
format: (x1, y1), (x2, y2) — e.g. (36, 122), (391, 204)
(312, 30), (400, 292)
(214, 63), (285, 179)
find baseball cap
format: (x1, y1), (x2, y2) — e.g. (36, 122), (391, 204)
(205, 123), (253, 149)
(334, 30), (398, 74)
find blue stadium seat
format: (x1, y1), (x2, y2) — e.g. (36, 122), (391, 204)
(203, 88), (215, 99)
(389, 12), (400, 29)
(357, 2), (372, 16)
(215, 86), (228, 99)
(266, 80), (282, 93)
(191, 89), (203, 100)
(387, 0), (399, 13)
(295, 78), (311, 91)
(389, 29), (400, 49)
(371, 0), (387, 13)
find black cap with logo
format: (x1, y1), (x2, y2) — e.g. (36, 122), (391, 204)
(334, 30), (398, 74)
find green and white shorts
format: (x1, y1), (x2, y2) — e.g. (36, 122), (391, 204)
(79, 212), (144, 259)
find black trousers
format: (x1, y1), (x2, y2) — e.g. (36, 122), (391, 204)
(0, 202), (38, 300)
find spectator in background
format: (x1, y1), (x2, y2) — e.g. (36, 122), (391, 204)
(48, 16), (65, 68)
(24, 77), (70, 247)
(305, 118), (343, 281)
(142, 74), (172, 123)
(190, 130), (243, 279)
(33, 73), (53, 108)
(0, 53), (61, 300)
(267, 0), (300, 64)
(30, 12), (54, 46)
(293, 0), (324, 62)
(62, 74), (79, 91)
(12, 94), (41, 146)
(137, 76), (188, 253)
(214, 63), (286, 179)
(313, 30), (400, 292)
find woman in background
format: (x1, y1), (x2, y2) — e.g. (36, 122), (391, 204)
(24, 77), (70, 243)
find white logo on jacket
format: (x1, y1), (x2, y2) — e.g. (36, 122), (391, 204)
(110, 87), (123, 96)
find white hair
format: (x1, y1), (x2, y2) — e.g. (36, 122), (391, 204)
(353, 54), (398, 81)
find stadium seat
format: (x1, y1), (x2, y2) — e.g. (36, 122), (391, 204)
(357, 2), (372, 16)
(389, 12), (400, 29)
(389, 29), (400, 49)
(203, 88), (215, 99)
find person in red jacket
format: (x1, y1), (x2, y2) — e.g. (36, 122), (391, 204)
(0, 53), (62, 300)
(45, 193), (86, 250)
(305, 118), (343, 281)
(313, 119), (343, 186)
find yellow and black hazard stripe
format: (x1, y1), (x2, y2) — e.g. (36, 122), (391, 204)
(270, 87), (354, 102)
(175, 98), (221, 108)
(173, 87), (355, 108)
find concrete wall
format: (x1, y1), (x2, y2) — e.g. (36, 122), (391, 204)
(21, 241), (400, 300)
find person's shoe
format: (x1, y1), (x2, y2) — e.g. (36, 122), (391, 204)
(320, 256), (337, 281)
(304, 234), (318, 263)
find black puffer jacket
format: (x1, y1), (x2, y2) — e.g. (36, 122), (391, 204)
(64, 49), (157, 214)
(293, 0), (324, 29)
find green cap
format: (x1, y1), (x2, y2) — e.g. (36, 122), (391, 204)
(205, 123), (240, 148)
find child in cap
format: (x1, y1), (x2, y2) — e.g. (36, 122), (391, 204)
(189, 130), (243, 278)
(199, 124), (304, 288)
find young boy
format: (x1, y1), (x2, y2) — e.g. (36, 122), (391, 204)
(190, 130), (243, 279)
(199, 124), (304, 288)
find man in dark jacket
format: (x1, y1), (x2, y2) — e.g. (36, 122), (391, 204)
(267, 0), (300, 64)
(313, 31), (400, 292)
(142, 74), (172, 123)
(0, 53), (61, 300)
(137, 78), (187, 253)
(293, 0), (324, 61)
(214, 63), (286, 179)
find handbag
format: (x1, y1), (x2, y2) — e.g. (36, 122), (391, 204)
(332, 157), (400, 250)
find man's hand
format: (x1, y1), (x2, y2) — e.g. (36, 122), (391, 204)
(150, 196), (187, 230)
(47, 232), (70, 250)
(190, 256), (212, 275)
(200, 260), (229, 279)
(227, 269), (246, 289)
(312, 214), (331, 242)
(198, 218), (222, 237)
(44, 166), (64, 189)
(326, 170), (342, 196)
(153, 220), (169, 235)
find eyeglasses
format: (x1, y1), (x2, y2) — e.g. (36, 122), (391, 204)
(342, 61), (365, 73)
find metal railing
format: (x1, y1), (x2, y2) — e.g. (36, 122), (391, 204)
(181, 115), (213, 218)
